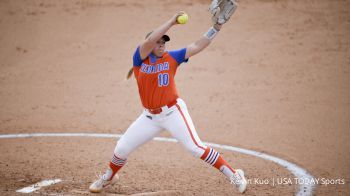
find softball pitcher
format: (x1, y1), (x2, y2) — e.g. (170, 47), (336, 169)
(89, 0), (247, 194)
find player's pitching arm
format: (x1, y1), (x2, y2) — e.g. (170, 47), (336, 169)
(126, 12), (185, 79)
(139, 12), (185, 59)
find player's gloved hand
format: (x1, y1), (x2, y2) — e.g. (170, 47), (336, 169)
(209, 0), (238, 25)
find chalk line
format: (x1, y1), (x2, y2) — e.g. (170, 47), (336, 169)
(16, 179), (62, 193)
(1, 133), (314, 196)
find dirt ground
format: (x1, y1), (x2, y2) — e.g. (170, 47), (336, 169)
(0, 0), (349, 195)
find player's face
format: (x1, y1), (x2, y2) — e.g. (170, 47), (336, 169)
(152, 38), (166, 57)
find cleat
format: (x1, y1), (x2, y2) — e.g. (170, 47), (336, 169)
(89, 173), (119, 193)
(230, 169), (247, 193)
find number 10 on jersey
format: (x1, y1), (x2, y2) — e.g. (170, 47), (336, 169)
(158, 73), (169, 87)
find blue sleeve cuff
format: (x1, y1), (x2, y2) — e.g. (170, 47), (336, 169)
(133, 46), (143, 66)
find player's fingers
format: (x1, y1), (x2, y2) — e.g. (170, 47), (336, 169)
(178, 11), (185, 15)
(173, 11), (185, 19)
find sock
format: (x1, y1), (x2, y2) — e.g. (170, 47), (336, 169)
(102, 154), (126, 181)
(200, 147), (236, 179)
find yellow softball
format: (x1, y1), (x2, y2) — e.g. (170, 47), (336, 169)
(177, 13), (189, 24)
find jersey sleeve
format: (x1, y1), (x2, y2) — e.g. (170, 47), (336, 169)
(133, 46), (143, 66)
(168, 48), (188, 65)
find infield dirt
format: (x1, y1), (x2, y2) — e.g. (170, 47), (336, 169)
(0, 0), (349, 195)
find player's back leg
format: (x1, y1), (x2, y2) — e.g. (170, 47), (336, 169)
(161, 98), (247, 193)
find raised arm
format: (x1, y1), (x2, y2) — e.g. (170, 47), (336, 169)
(139, 12), (184, 60)
(185, 24), (222, 59)
(185, 0), (237, 59)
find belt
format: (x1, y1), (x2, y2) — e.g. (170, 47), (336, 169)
(147, 100), (178, 115)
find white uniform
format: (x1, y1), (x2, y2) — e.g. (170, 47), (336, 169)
(114, 98), (207, 159)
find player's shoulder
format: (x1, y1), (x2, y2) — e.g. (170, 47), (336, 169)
(167, 48), (187, 65)
(163, 51), (177, 62)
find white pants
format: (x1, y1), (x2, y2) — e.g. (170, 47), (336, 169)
(114, 98), (207, 159)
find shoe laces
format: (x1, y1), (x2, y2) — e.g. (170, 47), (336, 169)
(95, 171), (102, 179)
(94, 171), (105, 186)
(230, 172), (243, 186)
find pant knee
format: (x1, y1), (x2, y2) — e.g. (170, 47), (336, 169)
(113, 140), (130, 159)
(186, 145), (206, 158)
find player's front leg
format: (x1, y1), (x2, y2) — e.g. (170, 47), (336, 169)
(163, 98), (247, 193)
(89, 113), (162, 193)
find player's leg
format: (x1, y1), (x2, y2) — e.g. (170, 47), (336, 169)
(163, 99), (235, 174)
(89, 112), (162, 193)
(107, 113), (162, 177)
(162, 98), (247, 193)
